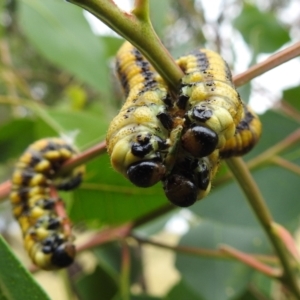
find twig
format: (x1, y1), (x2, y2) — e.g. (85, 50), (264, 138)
(271, 156), (300, 176)
(219, 244), (282, 277)
(226, 157), (300, 298)
(131, 233), (278, 265)
(120, 239), (130, 300)
(233, 42), (300, 87)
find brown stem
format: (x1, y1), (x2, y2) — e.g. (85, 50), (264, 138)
(226, 157), (300, 298)
(220, 244), (282, 277)
(131, 234), (278, 265)
(233, 42), (300, 87)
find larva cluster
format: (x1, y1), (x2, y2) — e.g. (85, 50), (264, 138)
(106, 42), (262, 207)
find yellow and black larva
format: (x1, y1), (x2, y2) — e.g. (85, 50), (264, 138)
(106, 42), (178, 188)
(107, 42), (261, 207)
(10, 138), (84, 270)
(176, 49), (244, 158)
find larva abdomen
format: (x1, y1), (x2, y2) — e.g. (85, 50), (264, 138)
(220, 104), (262, 158)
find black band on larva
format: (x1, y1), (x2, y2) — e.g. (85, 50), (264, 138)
(10, 138), (84, 270)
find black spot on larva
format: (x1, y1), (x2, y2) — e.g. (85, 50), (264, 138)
(224, 61), (233, 82)
(116, 59), (130, 96)
(236, 104), (255, 131)
(177, 94), (189, 109)
(131, 135), (153, 158)
(42, 199), (55, 210)
(156, 112), (173, 130)
(163, 94), (173, 108)
(47, 218), (61, 230)
(192, 50), (209, 71)
(56, 173), (83, 191)
(192, 107), (213, 122)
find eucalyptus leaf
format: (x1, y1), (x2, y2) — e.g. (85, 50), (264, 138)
(0, 236), (50, 300)
(19, 0), (109, 93)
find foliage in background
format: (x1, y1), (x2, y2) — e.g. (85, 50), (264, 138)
(0, 0), (300, 299)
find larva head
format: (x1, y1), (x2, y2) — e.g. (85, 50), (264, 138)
(37, 234), (76, 270)
(110, 132), (168, 187)
(50, 242), (76, 268)
(163, 173), (198, 207)
(182, 101), (239, 155)
(162, 156), (215, 207)
(127, 160), (166, 187)
(181, 126), (218, 157)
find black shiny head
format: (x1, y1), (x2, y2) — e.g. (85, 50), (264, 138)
(51, 242), (75, 268)
(163, 174), (198, 207)
(181, 126), (218, 157)
(127, 160), (166, 187)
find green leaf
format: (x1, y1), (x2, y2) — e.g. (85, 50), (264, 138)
(113, 294), (161, 300)
(34, 108), (109, 147)
(236, 291), (259, 300)
(233, 3), (290, 53)
(75, 265), (118, 300)
(93, 242), (142, 284)
(246, 272), (273, 299)
(0, 235), (50, 300)
(100, 36), (124, 59)
(235, 272), (274, 299)
(283, 85), (300, 112)
(164, 279), (203, 300)
(131, 295), (161, 300)
(175, 221), (271, 300)
(19, 0), (109, 92)
(0, 119), (34, 162)
(134, 210), (175, 236)
(149, 0), (171, 37)
(192, 164), (300, 230)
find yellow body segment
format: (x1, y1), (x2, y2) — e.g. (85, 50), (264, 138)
(220, 105), (262, 158)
